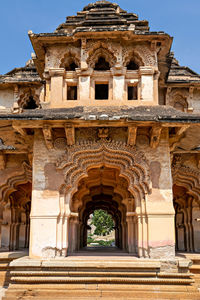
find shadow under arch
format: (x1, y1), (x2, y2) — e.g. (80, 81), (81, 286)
(172, 164), (200, 253)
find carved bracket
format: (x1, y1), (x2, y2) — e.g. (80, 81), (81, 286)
(0, 154), (6, 170)
(128, 127), (137, 146)
(43, 125), (53, 150)
(65, 125), (75, 146)
(150, 126), (162, 149)
(12, 123), (27, 137)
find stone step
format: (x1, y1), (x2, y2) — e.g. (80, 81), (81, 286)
(11, 270), (157, 277)
(3, 290), (200, 300)
(10, 270), (194, 278)
(3, 281), (200, 300)
(3, 256), (199, 300)
(10, 276), (195, 285)
(6, 283), (199, 290)
(190, 265), (200, 271)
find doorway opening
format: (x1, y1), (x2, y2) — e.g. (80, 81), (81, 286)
(1, 182), (31, 251)
(87, 209), (115, 249)
(69, 166), (137, 255)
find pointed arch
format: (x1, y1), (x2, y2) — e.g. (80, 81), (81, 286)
(0, 162), (32, 206)
(18, 88), (40, 109)
(123, 45), (156, 67)
(60, 46), (80, 70)
(172, 165), (200, 203)
(87, 43), (117, 69)
(56, 140), (151, 205)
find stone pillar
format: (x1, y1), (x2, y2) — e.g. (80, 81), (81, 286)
(12, 84), (20, 111)
(68, 214), (79, 253)
(49, 68), (65, 107)
(139, 66), (154, 102)
(122, 222), (127, 250)
(153, 70), (160, 105)
(143, 129), (175, 259)
(76, 68), (93, 101)
(111, 66), (126, 102)
(1, 207), (11, 249)
(19, 210), (26, 248)
(134, 129), (176, 259)
(126, 212), (137, 254)
(29, 129), (60, 259)
(145, 201), (175, 259)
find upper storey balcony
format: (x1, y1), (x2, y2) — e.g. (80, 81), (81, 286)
(43, 43), (160, 108)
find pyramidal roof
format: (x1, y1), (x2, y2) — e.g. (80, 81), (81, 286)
(56, 1), (149, 33)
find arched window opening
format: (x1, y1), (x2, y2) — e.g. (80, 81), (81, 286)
(87, 209), (115, 248)
(126, 60), (139, 70)
(172, 95), (188, 112)
(65, 61), (78, 71)
(94, 57), (110, 71)
(22, 96), (38, 110)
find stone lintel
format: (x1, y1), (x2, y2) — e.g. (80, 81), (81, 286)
(76, 68), (93, 76)
(111, 66), (127, 76)
(49, 68), (66, 77)
(139, 66), (154, 76)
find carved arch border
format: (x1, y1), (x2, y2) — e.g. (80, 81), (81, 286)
(123, 45), (157, 67)
(56, 140), (151, 207)
(60, 46), (81, 69)
(18, 88), (40, 109)
(86, 41), (117, 68)
(172, 165), (200, 203)
(0, 162), (32, 206)
(166, 88), (189, 107)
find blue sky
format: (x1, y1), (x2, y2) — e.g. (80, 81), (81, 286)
(0, 0), (200, 74)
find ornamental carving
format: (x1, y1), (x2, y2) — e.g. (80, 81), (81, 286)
(18, 87), (40, 109)
(56, 140), (151, 202)
(60, 45), (81, 69)
(86, 40), (117, 68)
(122, 45), (157, 67)
(86, 39), (120, 59)
(166, 88), (189, 110)
(54, 138), (67, 150)
(46, 45), (81, 69)
(75, 127), (127, 144)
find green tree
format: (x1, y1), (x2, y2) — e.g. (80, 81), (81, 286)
(91, 209), (114, 236)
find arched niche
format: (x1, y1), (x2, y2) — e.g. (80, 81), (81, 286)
(172, 165), (200, 253)
(60, 48), (80, 71)
(87, 47), (117, 69)
(94, 56), (110, 71)
(18, 88), (40, 110)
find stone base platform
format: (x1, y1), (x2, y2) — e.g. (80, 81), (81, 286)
(1, 253), (199, 299)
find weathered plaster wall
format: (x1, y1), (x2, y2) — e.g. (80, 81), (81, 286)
(30, 129), (64, 258)
(137, 128), (175, 259)
(192, 90), (200, 113)
(0, 89), (14, 108)
(29, 127), (176, 259)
